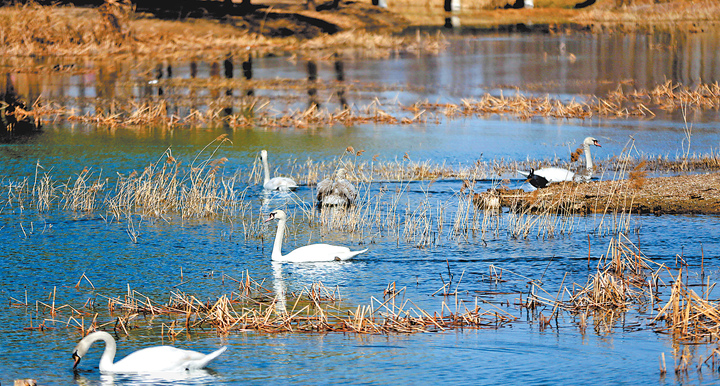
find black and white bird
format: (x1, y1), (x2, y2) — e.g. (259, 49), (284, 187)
(517, 136), (601, 188)
(525, 168), (550, 189)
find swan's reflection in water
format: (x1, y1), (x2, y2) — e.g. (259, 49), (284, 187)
(272, 260), (353, 315)
(260, 190), (297, 213)
(74, 368), (219, 385)
(273, 262), (288, 314)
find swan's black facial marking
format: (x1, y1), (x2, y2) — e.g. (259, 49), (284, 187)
(72, 352), (82, 369)
(264, 211), (277, 222)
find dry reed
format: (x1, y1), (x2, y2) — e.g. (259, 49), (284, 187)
(22, 271), (515, 338)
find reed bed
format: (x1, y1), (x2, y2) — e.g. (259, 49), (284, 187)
(4, 141), (720, 251)
(652, 269), (720, 343)
(417, 81), (720, 121)
(500, 182), (582, 239)
(18, 272), (516, 337)
(13, 228), (720, 380)
(566, 234), (660, 314)
(18, 233), (719, 346)
(13, 78), (720, 131)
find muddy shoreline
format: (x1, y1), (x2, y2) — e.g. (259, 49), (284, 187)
(491, 172), (720, 215)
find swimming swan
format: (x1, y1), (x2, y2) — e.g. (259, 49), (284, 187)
(316, 168), (357, 207)
(265, 209), (367, 262)
(260, 150), (298, 191)
(518, 136), (601, 187)
(72, 331), (227, 373)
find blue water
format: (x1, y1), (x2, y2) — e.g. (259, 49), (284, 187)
(2, 29), (720, 385)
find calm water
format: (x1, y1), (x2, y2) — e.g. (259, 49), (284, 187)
(2, 29), (720, 385)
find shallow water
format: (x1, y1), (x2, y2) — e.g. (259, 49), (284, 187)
(2, 29), (720, 385)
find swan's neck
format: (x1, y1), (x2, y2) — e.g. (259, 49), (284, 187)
(272, 218), (285, 260)
(262, 157), (270, 184)
(96, 333), (117, 372)
(584, 143), (593, 170)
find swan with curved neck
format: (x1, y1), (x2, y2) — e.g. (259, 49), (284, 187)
(260, 150), (298, 191)
(317, 168), (357, 207)
(265, 209), (367, 262)
(72, 331), (227, 373)
(518, 137), (601, 188)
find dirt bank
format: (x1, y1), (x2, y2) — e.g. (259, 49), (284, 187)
(491, 172), (720, 215)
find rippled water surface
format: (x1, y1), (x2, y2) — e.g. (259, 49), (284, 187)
(2, 29), (720, 385)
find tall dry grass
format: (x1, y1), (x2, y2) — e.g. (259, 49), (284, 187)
(0, 2), (447, 60)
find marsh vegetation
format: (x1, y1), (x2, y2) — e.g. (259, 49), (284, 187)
(3, 0), (720, 384)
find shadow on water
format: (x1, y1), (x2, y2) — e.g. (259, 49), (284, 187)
(223, 53), (234, 117)
(307, 59), (319, 109)
(334, 53), (348, 110)
(243, 54), (254, 97)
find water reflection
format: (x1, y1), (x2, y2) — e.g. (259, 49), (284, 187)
(223, 54), (234, 116)
(273, 262), (287, 313)
(307, 60), (319, 109)
(1, 30), (719, 120)
(0, 73), (41, 139)
(444, 16), (460, 29)
(243, 54), (254, 97)
(155, 63), (164, 96)
(73, 369), (220, 385)
(334, 54), (348, 110)
(210, 61), (220, 100)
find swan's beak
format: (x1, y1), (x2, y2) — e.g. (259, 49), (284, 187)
(72, 352), (81, 370)
(593, 140), (601, 147)
(264, 213), (275, 222)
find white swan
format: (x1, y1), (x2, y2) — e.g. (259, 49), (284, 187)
(265, 209), (367, 262)
(72, 331), (227, 373)
(260, 150), (298, 191)
(518, 136), (601, 187)
(316, 168), (357, 207)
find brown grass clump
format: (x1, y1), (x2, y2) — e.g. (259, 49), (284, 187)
(652, 269), (720, 343)
(568, 234), (658, 312)
(628, 160), (647, 190)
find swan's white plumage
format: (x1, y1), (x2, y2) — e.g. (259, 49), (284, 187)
(72, 331), (226, 373)
(518, 137), (601, 186)
(265, 209), (367, 262)
(517, 166), (575, 183)
(260, 150), (298, 191)
(317, 168), (357, 207)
